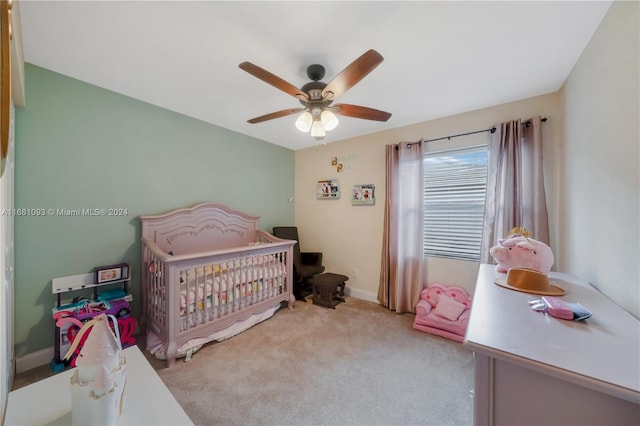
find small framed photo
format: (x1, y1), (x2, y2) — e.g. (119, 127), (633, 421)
(352, 184), (375, 205)
(94, 263), (129, 284)
(317, 179), (340, 199)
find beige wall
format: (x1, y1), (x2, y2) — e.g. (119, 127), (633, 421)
(561, 0), (639, 318)
(295, 92), (561, 301)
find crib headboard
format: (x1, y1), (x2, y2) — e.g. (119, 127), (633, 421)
(140, 203), (260, 255)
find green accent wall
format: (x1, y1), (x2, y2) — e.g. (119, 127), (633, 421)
(14, 64), (294, 356)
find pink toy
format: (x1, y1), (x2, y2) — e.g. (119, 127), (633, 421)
(413, 283), (472, 343)
(489, 229), (554, 274)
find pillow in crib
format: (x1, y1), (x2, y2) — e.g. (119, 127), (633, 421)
(434, 294), (467, 321)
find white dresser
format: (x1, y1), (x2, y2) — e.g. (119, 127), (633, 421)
(4, 345), (193, 425)
(464, 264), (640, 426)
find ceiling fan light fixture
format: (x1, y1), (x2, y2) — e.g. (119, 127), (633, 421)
(310, 120), (326, 140)
(295, 111), (313, 132)
(321, 110), (339, 131)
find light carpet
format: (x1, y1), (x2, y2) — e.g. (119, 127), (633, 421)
(147, 296), (474, 426)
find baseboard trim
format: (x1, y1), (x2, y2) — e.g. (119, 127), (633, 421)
(15, 346), (54, 374)
(346, 287), (378, 304)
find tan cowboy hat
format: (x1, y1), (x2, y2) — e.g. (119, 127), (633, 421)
(495, 267), (566, 296)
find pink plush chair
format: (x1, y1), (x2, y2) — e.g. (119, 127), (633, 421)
(412, 283), (472, 343)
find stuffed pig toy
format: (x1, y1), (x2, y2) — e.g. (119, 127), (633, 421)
(489, 231), (554, 274)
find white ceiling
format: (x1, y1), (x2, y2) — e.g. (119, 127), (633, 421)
(18, 1), (612, 150)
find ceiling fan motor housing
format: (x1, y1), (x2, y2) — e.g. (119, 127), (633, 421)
(303, 65), (328, 104)
(300, 81), (331, 111)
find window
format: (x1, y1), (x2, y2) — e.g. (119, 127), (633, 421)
(423, 145), (488, 261)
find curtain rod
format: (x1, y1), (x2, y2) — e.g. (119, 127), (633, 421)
(423, 117), (547, 143)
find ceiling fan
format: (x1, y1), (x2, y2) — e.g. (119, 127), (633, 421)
(239, 49), (392, 140)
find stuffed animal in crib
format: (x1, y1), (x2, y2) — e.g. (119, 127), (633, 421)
(489, 227), (554, 274)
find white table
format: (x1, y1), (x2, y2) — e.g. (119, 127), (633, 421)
(464, 264), (640, 426)
(4, 345), (193, 426)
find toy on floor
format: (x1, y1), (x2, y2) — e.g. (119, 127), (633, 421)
(54, 304), (136, 368)
(51, 268), (136, 373)
(413, 283), (472, 343)
(489, 227), (554, 274)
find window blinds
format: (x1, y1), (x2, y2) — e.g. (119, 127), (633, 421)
(423, 145), (488, 261)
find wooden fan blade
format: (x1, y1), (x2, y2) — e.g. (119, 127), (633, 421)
(247, 108), (305, 124)
(322, 49), (384, 100)
(332, 104), (392, 122)
(239, 62), (308, 101)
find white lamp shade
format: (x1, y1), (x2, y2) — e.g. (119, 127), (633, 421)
(310, 120), (326, 139)
(321, 110), (339, 131)
(295, 111), (313, 132)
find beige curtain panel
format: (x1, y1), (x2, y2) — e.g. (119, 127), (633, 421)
(480, 116), (550, 263)
(378, 142), (424, 313)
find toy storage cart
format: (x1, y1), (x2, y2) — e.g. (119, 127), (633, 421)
(51, 268), (135, 372)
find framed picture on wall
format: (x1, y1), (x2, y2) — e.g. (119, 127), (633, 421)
(352, 184), (375, 205)
(317, 179), (340, 199)
(94, 263), (129, 284)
